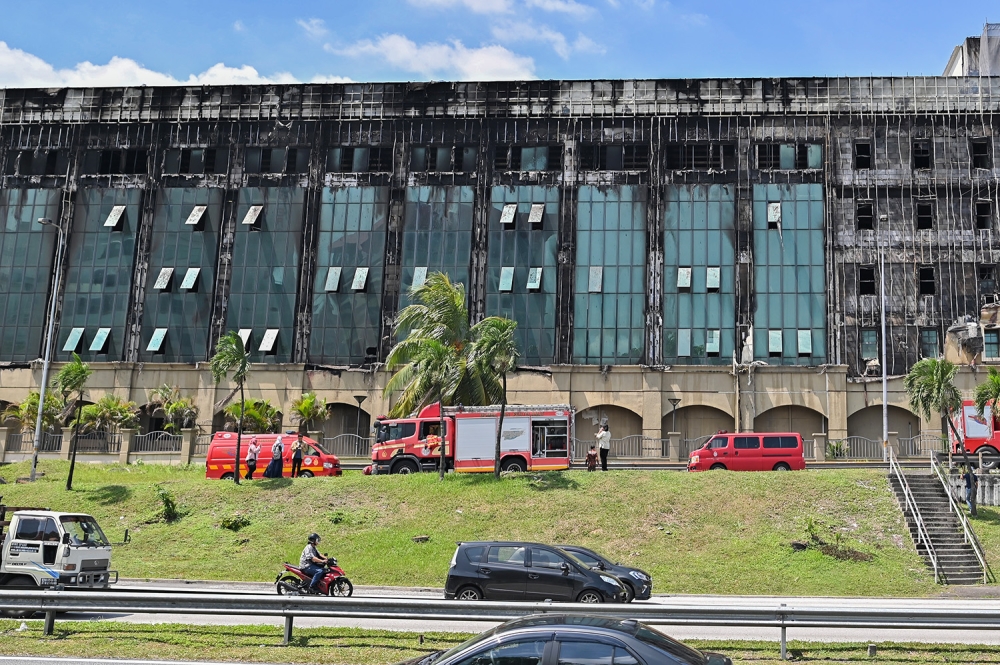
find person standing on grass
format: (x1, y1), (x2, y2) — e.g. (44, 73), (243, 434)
(964, 465), (979, 517)
(291, 432), (304, 478)
(596, 424), (611, 472)
(585, 445), (598, 472)
(245, 436), (261, 480)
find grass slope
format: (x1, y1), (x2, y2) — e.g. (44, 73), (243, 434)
(0, 460), (948, 596)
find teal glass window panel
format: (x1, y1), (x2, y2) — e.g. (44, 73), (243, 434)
(861, 329), (879, 359)
(677, 329), (692, 356)
(180, 267), (200, 290)
(259, 329), (279, 353)
(526, 267), (542, 290)
(797, 329), (812, 355)
(499, 267), (514, 292)
(152, 267), (173, 290)
(325, 266), (342, 292)
(63, 327), (84, 352)
(779, 144), (795, 169)
(768, 330), (783, 353)
(147, 328), (167, 352)
(807, 144), (823, 169)
(588, 266), (603, 292)
(90, 327), (111, 352)
(185, 205), (206, 226)
(352, 267), (369, 291)
(706, 329), (720, 354)
(520, 146), (549, 171)
(241, 205), (262, 226)
(413, 266), (427, 287)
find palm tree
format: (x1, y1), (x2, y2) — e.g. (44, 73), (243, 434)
(223, 398), (280, 434)
(210, 331), (252, 485)
(904, 357), (970, 465)
(3, 391), (62, 438)
(974, 367), (1000, 419)
(57, 353), (92, 491)
(146, 384), (199, 433)
(289, 392), (329, 435)
(79, 394), (139, 434)
(468, 318), (519, 478)
(384, 271), (515, 417)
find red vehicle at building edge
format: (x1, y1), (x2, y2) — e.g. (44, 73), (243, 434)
(370, 403), (574, 474)
(950, 399), (1000, 468)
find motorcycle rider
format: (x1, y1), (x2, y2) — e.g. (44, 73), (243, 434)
(299, 533), (329, 593)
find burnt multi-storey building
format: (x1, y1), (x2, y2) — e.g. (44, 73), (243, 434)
(2, 70), (999, 461)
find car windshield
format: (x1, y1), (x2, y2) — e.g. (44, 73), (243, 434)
(59, 516), (110, 547)
(634, 624), (707, 665)
(427, 627), (501, 663)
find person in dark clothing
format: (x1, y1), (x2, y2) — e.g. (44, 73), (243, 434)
(299, 532), (328, 592)
(291, 432), (304, 478)
(596, 424), (611, 471)
(585, 445), (598, 472)
(963, 466), (979, 517)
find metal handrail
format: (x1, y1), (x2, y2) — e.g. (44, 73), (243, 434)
(930, 453), (995, 584)
(887, 445), (940, 584)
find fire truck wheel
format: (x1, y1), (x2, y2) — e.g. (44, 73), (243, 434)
(392, 459), (419, 474)
(501, 457), (526, 473)
(456, 586), (483, 600)
(981, 447), (999, 470)
(0, 575), (37, 618)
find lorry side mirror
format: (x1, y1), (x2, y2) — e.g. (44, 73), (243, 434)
(62, 532), (70, 544)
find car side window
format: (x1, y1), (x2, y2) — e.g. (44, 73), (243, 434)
(488, 546), (526, 565)
(464, 546), (486, 564)
(708, 437), (728, 449)
(781, 436), (799, 449)
(570, 551), (601, 567)
(763, 436), (781, 449)
(453, 639), (549, 665)
(558, 641), (638, 665)
(734, 436), (760, 450)
(530, 548), (566, 569)
(14, 517), (58, 541)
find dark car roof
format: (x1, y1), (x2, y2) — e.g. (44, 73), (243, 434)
(497, 614), (640, 636)
(458, 541), (555, 548)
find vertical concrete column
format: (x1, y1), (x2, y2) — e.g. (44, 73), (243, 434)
(0, 431), (8, 463)
(812, 433), (827, 462)
(119, 428), (134, 465)
(825, 369), (848, 440)
(307, 431), (322, 444)
(180, 428), (196, 465)
(888, 431), (899, 457)
(641, 372), (663, 457)
(61, 427), (74, 460)
(669, 432), (681, 462)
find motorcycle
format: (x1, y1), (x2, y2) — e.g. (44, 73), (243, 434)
(275, 558), (354, 597)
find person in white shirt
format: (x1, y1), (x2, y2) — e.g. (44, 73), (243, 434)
(595, 424), (611, 471)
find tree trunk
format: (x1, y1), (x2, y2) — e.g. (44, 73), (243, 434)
(235, 383), (243, 485)
(495, 373), (506, 479)
(438, 387), (446, 481)
(65, 396), (83, 491)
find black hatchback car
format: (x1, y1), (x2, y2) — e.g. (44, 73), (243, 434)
(394, 614), (732, 665)
(557, 545), (652, 602)
(445, 541), (626, 603)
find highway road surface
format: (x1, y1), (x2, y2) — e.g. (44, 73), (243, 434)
(35, 578), (1000, 646)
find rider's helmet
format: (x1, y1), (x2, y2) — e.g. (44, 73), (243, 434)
(308, 533), (321, 544)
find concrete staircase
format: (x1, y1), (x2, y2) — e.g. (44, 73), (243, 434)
(888, 472), (986, 585)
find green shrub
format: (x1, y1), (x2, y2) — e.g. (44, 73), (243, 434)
(221, 514), (251, 531)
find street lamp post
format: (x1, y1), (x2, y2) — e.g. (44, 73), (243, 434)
(668, 397), (682, 435)
(30, 217), (66, 482)
(353, 395), (367, 455)
(879, 215), (889, 463)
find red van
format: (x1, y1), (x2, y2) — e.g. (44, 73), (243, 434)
(205, 432), (342, 480)
(687, 432), (805, 472)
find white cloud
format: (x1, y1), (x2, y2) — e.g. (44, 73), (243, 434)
(524, 0), (593, 16)
(0, 41), (351, 88)
(491, 21), (603, 59)
(233, 20), (246, 32)
(297, 18), (328, 39)
(407, 0), (513, 13)
(331, 34), (535, 80)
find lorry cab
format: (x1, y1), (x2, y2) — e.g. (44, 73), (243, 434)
(687, 432), (805, 472)
(0, 509), (117, 590)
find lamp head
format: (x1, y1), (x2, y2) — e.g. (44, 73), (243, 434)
(38, 217), (56, 227)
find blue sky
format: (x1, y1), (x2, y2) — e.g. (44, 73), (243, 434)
(0, 1), (994, 86)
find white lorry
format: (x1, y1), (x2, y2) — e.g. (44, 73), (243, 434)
(0, 502), (117, 593)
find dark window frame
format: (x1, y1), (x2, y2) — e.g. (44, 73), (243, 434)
(972, 138), (992, 170)
(858, 266), (877, 295)
(976, 201), (993, 230)
(919, 328), (939, 358)
(915, 201), (934, 230)
(912, 139), (932, 169)
(854, 141), (872, 169)
(856, 201), (874, 230)
(918, 265), (936, 295)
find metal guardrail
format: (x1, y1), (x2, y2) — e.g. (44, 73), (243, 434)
(74, 432), (122, 454)
(4, 432), (25, 452)
(7, 590), (1000, 655)
(41, 432), (62, 452)
(4, 432), (62, 453)
(888, 446), (940, 583)
(900, 434), (948, 457)
(571, 436), (655, 460)
(322, 434), (373, 458)
(826, 436), (882, 460)
(131, 431), (183, 453)
(193, 434), (211, 456)
(930, 452), (995, 584)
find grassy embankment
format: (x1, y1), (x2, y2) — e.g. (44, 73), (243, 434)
(1, 459), (985, 596)
(2, 620), (1000, 665)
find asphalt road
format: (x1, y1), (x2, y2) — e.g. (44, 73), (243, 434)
(34, 578), (1000, 646)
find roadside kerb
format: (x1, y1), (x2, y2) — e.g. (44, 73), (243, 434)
(6, 590), (1000, 658)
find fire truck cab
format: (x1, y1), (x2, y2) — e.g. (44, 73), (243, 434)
(951, 399), (1000, 468)
(371, 403), (574, 474)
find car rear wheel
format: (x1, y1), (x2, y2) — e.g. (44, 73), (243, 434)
(622, 583), (635, 603)
(501, 457), (526, 473)
(577, 590), (603, 603)
(392, 459), (419, 474)
(772, 462), (791, 471)
(709, 463), (726, 471)
(456, 586), (483, 600)
(220, 472), (235, 480)
(298, 470), (314, 478)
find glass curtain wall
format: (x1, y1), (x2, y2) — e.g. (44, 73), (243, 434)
(487, 185), (559, 365)
(752, 183), (826, 365)
(227, 187), (305, 362)
(0, 189), (60, 360)
(310, 186), (388, 364)
(140, 188), (223, 362)
(663, 185), (736, 364)
(573, 185), (646, 365)
(400, 186), (474, 305)
(58, 188), (142, 361)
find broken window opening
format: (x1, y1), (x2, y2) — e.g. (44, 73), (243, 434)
(918, 265), (936, 295)
(854, 141), (872, 169)
(580, 144), (650, 171)
(327, 146), (391, 173)
(664, 143), (734, 170)
(856, 201), (874, 230)
(976, 201), (993, 230)
(766, 201), (781, 230)
(859, 266), (877, 295)
(972, 139), (992, 170)
(915, 201), (934, 230)
(979, 264), (997, 297)
(757, 144), (780, 170)
(919, 328), (939, 359)
(795, 144), (823, 169)
(912, 140), (932, 169)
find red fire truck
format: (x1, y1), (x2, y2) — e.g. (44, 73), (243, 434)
(950, 399), (1000, 468)
(370, 403), (574, 474)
